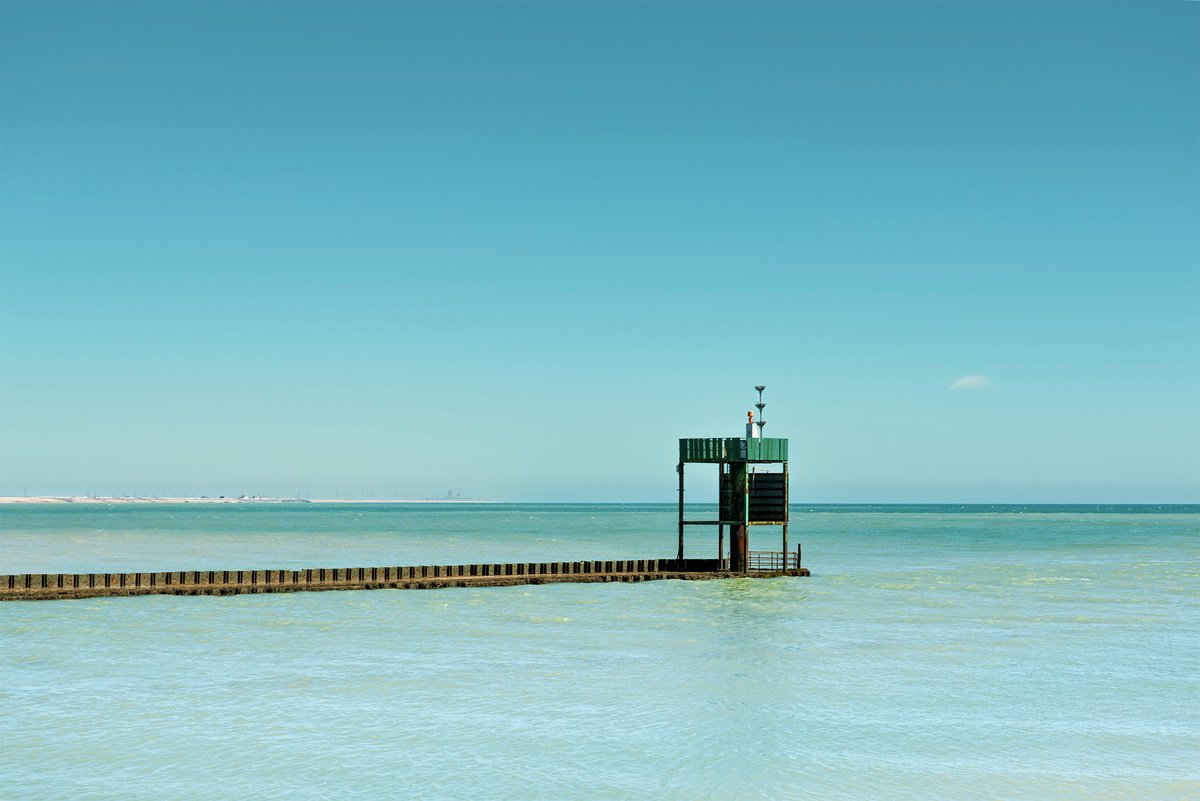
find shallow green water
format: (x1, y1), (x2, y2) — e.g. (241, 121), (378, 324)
(1, 504), (1196, 799)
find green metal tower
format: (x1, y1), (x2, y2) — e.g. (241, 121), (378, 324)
(677, 388), (795, 574)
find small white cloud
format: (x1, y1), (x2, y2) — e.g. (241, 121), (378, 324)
(950, 375), (992, 391)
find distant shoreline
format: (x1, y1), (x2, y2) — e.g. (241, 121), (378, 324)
(0, 497), (496, 505)
(309, 498), (496, 504)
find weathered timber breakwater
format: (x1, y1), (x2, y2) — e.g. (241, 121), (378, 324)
(0, 558), (809, 601)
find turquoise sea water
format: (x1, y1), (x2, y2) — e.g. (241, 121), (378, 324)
(1, 504), (1197, 800)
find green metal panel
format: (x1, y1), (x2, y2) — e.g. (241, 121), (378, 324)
(746, 438), (788, 461)
(681, 437), (788, 463)
(678, 437), (742, 462)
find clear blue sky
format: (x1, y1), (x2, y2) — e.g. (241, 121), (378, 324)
(1, 2), (1197, 502)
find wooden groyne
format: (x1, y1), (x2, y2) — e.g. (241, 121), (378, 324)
(0, 558), (809, 601)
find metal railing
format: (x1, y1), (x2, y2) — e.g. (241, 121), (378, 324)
(747, 550), (800, 572)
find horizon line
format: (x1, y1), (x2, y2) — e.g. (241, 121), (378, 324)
(1, 496), (1196, 507)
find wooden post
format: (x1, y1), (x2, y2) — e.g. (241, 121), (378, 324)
(677, 462), (684, 560)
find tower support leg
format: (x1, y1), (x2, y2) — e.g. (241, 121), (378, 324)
(677, 462), (684, 561)
(783, 461), (789, 570)
(731, 525), (747, 573)
(717, 461), (725, 568)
